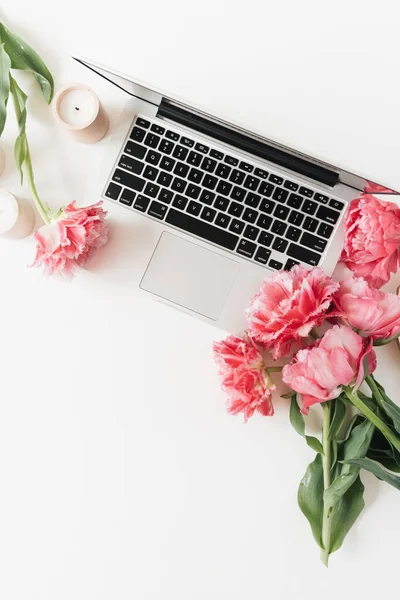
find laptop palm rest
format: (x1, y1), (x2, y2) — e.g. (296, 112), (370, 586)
(140, 232), (240, 320)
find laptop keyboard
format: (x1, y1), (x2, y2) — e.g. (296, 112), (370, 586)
(104, 115), (347, 271)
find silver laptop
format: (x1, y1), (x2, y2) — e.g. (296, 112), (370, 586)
(76, 57), (399, 333)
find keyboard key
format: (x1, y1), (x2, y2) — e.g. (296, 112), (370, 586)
(303, 216), (318, 232)
(144, 182), (160, 198)
(243, 208), (258, 223)
(202, 157), (217, 173)
(254, 168), (268, 179)
(271, 220), (287, 235)
(136, 118), (150, 128)
(300, 232), (327, 253)
(243, 225), (260, 241)
(317, 222), (334, 239)
(254, 246), (271, 265)
(130, 126), (146, 142)
(160, 156), (175, 172)
(145, 150), (161, 166)
(173, 195), (188, 210)
(260, 199), (275, 214)
(171, 178), (187, 193)
(203, 175), (218, 190)
(273, 187), (289, 203)
(225, 155), (238, 166)
(302, 200), (318, 215)
(283, 180), (299, 191)
(125, 141), (146, 159)
(287, 193), (303, 209)
(230, 186), (246, 202)
(214, 196), (229, 211)
(284, 258), (300, 270)
(188, 168), (203, 184)
(257, 214), (273, 230)
(287, 243), (321, 266)
(286, 226), (301, 242)
(259, 182), (274, 197)
(229, 169), (245, 185)
(314, 193), (329, 204)
(143, 165), (159, 181)
(159, 189), (173, 204)
(299, 186), (313, 197)
(272, 237), (288, 253)
(180, 136), (194, 147)
(186, 184), (201, 199)
(157, 172), (173, 187)
(120, 189), (136, 206)
(195, 142), (209, 153)
(166, 130), (180, 141)
(134, 194), (150, 212)
(274, 205), (290, 220)
(215, 163), (231, 179)
(269, 174), (283, 185)
(237, 239), (257, 258)
(216, 181), (233, 196)
(239, 161), (253, 173)
(288, 210), (304, 226)
(105, 182), (121, 200)
(316, 205), (340, 224)
(259, 231), (273, 247)
(148, 200), (168, 220)
(269, 259), (283, 270)
(151, 124), (165, 135)
(166, 209), (239, 249)
(329, 199), (345, 211)
(201, 206), (216, 223)
(243, 175), (260, 191)
(188, 151), (203, 166)
(228, 202), (244, 218)
(112, 169), (145, 192)
(229, 219), (245, 234)
(245, 193), (261, 208)
(174, 162), (190, 177)
(159, 139), (174, 155)
(210, 149), (224, 160)
(215, 213), (231, 228)
(173, 145), (189, 160)
(200, 190), (215, 205)
(187, 200), (201, 216)
(144, 133), (160, 148)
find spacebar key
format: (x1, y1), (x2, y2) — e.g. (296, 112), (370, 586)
(166, 209), (239, 251)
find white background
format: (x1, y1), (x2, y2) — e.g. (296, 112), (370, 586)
(1, 1), (400, 598)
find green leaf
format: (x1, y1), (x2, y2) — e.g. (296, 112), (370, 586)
(298, 453), (324, 549)
(373, 385), (400, 436)
(306, 436), (324, 454)
(0, 22), (54, 103)
(281, 391), (296, 400)
(0, 43), (11, 136)
(290, 395), (305, 437)
(9, 75), (27, 183)
(343, 458), (400, 491)
(328, 398), (346, 441)
(329, 476), (365, 553)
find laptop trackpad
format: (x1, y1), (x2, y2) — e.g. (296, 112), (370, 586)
(140, 232), (240, 320)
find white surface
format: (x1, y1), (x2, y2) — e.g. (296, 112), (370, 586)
(0, 2), (400, 599)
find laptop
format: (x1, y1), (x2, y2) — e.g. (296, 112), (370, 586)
(75, 56), (399, 333)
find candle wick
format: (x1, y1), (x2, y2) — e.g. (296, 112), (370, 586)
(75, 106), (80, 111)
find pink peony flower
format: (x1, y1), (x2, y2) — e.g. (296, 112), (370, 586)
(213, 335), (276, 421)
(32, 201), (109, 278)
(246, 265), (338, 359)
(282, 325), (377, 414)
(340, 194), (400, 288)
(334, 277), (400, 343)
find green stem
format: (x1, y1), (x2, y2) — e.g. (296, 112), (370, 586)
(343, 386), (400, 453)
(365, 375), (385, 412)
(321, 401), (332, 567)
(267, 366), (283, 373)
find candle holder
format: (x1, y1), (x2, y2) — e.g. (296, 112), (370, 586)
(0, 189), (35, 240)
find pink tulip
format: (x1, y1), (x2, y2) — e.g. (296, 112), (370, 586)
(334, 277), (400, 343)
(213, 335), (276, 421)
(246, 265), (338, 359)
(282, 325), (377, 414)
(32, 201), (108, 278)
(340, 194), (400, 288)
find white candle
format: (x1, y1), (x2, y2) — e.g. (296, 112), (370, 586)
(53, 84), (109, 143)
(0, 189), (35, 240)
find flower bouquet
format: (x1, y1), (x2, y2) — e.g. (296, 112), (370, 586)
(214, 192), (400, 566)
